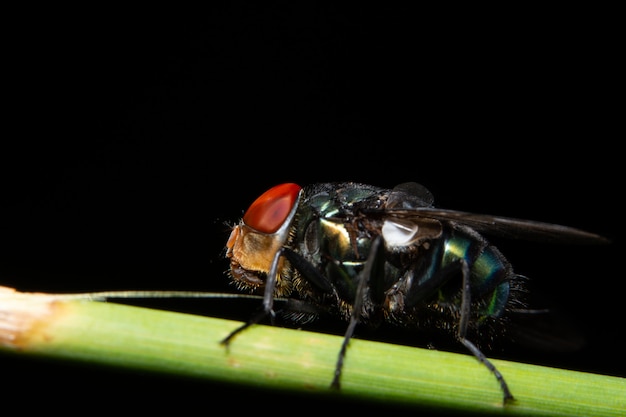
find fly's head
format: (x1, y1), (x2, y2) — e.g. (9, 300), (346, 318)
(226, 183), (302, 293)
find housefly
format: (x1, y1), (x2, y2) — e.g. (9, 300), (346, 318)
(222, 182), (609, 404)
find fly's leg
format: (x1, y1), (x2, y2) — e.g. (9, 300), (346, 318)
(457, 258), (514, 404)
(331, 236), (383, 389)
(221, 246), (334, 346)
(330, 308), (360, 389)
(220, 247), (283, 346)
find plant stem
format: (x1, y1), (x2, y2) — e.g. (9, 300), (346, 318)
(0, 286), (624, 416)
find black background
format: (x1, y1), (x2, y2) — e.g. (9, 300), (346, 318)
(1, 4), (622, 415)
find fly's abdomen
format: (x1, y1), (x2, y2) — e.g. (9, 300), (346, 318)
(471, 245), (511, 317)
(442, 232), (511, 317)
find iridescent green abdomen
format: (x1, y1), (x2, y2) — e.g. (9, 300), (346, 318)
(442, 228), (511, 317)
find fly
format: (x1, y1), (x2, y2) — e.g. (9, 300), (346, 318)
(222, 182), (609, 404)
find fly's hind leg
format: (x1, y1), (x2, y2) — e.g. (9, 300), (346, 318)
(456, 258), (514, 404)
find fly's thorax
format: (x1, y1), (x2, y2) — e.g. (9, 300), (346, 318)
(297, 186), (444, 312)
(300, 216), (373, 301)
(317, 218), (373, 261)
(296, 183), (386, 270)
(295, 197), (382, 306)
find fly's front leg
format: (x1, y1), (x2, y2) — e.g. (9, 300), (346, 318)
(220, 247), (283, 347)
(456, 258), (514, 404)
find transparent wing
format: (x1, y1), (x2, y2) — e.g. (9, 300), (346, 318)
(385, 207), (609, 244)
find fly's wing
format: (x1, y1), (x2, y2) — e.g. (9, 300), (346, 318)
(384, 207), (610, 245)
(383, 182), (608, 245)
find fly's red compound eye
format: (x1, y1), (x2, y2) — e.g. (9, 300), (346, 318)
(243, 183), (302, 234)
